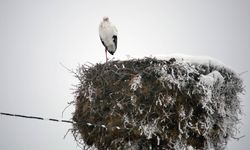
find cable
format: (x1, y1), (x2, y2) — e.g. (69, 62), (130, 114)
(0, 111), (128, 131)
(0, 112), (74, 124)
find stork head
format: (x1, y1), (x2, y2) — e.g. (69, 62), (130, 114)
(103, 17), (109, 22)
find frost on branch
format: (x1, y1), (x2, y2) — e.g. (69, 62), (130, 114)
(72, 57), (243, 150)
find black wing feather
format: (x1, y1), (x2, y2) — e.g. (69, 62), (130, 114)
(112, 35), (117, 50)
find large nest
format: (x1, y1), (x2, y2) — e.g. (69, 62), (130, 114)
(72, 57), (243, 150)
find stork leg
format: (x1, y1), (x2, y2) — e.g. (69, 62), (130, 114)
(105, 49), (108, 62)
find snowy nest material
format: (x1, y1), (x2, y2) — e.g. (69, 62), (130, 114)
(72, 57), (243, 150)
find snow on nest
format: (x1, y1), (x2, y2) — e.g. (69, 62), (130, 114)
(115, 53), (235, 74)
(199, 70), (224, 88)
(74, 55), (243, 149)
(130, 75), (142, 91)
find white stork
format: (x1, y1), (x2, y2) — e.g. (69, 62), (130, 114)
(99, 17), (118, 62)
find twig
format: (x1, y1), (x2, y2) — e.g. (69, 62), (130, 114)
(62, 101), (74, 118)
(231, 135), (245, 141)
(239, 70), (248, 76)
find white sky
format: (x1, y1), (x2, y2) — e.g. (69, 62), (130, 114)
(0, 0), (249, 149)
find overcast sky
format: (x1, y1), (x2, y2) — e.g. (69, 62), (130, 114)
(0, 0), (249, 150)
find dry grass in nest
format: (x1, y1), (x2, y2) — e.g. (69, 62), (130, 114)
(72, 57), (243, 150)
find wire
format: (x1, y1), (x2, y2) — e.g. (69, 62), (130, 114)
(0, 112), (74, 124)
(0, 111), (128, 131)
